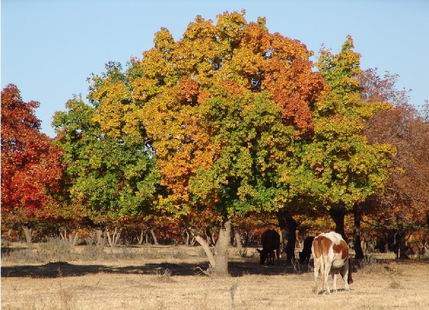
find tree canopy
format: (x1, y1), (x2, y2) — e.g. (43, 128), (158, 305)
(91, 11), (326, 220)
(294, 37), (394, 213)
(1, 84), (63, 218)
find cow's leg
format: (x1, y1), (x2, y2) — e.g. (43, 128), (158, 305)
(332, 273), (337, 292)
(313, 257), (320, 294)
(343, 263), (350, 291)
(323, 257), (331, 294)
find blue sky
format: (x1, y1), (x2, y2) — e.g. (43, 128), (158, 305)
(2, 0), (428, 137)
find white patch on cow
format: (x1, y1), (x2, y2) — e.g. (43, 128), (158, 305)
(321, 231), (343, 245)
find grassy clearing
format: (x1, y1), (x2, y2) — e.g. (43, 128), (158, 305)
(2, 243), (429, 309)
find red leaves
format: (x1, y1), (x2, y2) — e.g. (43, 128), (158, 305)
(1, 85), (63, 217)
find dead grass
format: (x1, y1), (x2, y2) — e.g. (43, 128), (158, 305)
(2, 240), (207, 264)
(2, 244), (429, 309)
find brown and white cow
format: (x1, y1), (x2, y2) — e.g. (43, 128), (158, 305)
(311, 231), (353, 294)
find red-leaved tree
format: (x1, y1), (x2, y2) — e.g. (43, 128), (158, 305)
(1, 85), (63, 242)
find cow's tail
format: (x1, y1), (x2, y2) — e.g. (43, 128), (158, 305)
(348, 257), (353, 284)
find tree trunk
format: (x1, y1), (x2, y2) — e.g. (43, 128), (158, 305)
(96, 229), (105, 246)
(72, 231), (79, 246)
(60, 229), (79, 246)
(137, 230), (144, 245)
(278, 210), (297, 263)
(353, 205), (365, 260)
(394, 231), (409, 259)
(195, 220), (231, 276)
(106, 227), (121, 248)
(23, 226), (33, 243)
(113, 228), (121, 246)
(285, 217), (297, 263)
(234, 230), (243, 252)
(106, 229), (113, 247)
(59, 228), (67, 241)
(330, 207), (347, 241)
(150, 229), (158, 245)
(214, 220), (231, 275)
(185, 229), (190, 246)
(205, 227), (216, 246)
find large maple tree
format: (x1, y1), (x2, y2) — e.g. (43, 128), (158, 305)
(1, 85), (63, 223)
(87, 12), (326, 274)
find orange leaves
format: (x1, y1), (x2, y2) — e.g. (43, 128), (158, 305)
(242, 22), (271, 53)
(176, 77), (200, 104)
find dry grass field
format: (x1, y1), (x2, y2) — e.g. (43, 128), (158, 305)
(2, 242), (429, 310)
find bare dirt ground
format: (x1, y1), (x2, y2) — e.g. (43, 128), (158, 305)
(2, 244), (429, 309)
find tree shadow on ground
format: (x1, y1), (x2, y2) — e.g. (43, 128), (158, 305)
(1, 259), (312, 278)
(4, 257), (426, 279)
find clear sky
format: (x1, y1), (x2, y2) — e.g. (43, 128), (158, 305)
(2, 0), (428, 137)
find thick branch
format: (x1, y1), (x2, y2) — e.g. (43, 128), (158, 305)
(195, 235), (216, 269)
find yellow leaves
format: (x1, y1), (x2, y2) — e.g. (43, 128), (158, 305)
(184, 15), (217, 41)
(355, 100), (391, 119)
(141, 49), (173, 81)
(153, 27), (174, 51)
(130, 77), (159, 101)
(230, 46), (264, 76)
(122, 107), (141, 138)
(92, 83), (128, 138)
(91, 73), (147, 140)
(216, 11), (246, 42)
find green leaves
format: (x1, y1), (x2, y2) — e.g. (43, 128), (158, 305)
(295, 36), (395, 211)
(53, 97), (160, 218)
(188, 91), (297, 216)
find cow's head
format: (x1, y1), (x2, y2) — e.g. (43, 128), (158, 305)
(257, 249), (268, 264)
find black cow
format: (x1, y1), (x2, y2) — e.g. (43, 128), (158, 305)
(257, 229), (280, 265)
(299, 236), (315, 263)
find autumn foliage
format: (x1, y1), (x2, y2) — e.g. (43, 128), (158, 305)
(2, 12), (427, 262)
(364, 76), (429, 232)
(1, 84), (63, 217)
(89, 12), (325, 214)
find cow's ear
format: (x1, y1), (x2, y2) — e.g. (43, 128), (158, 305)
(257, 249), (261, 253)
